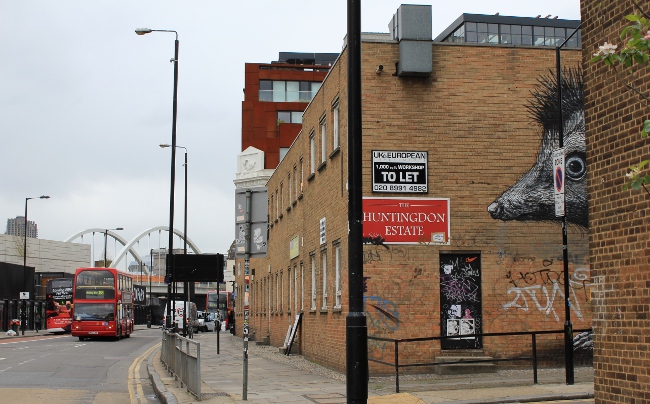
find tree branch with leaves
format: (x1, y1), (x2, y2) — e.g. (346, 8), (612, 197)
(590, 1), (650, 193)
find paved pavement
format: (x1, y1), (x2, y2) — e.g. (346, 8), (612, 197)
(0, 327), (594, 403)
(145, 329), (595, 404)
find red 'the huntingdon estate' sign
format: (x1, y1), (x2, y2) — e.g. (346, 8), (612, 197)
(362, 197), (450, 245)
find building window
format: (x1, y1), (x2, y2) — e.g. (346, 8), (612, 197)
(277, 111), (303, 124)
(300, 158), (304, 192)
(444, 22), (580, 48)
(293, 165), (298, 200)
(300, 262), (304, 312)
(275, 273), (279, 312)
(294, 265), (298, 314)
(320, 117), (327, 163)
(288, 173), (292, 205)
(259, 80), (321, 102)
(281, 270), (284, 312)
(309, 131), (316, 175)
(275, 189), (279, 219)
(333, 102), (340, 150)
(288, 267), (292, 312)
(335, 244), (342, 308)
(322, 251), (328, 309)
(311, 254), (316, 310)
(280, 183), (284, 214)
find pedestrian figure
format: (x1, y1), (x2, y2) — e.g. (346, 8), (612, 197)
(34, 313), (41, 332)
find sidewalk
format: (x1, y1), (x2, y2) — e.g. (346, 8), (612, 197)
(147, 331), (594, 404)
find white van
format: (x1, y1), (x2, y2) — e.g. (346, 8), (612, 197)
(164, 301), (198, 334)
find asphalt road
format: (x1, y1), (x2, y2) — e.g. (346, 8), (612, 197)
(0, 327), (163, 403)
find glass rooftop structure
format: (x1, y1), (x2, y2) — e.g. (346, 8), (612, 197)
(434, 14), (581, 48)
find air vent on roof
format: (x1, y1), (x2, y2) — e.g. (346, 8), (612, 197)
(388, 4), (433, 77)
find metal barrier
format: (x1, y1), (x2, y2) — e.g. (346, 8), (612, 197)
(160, 329), (202, 400)
(368, 328), (592, 394)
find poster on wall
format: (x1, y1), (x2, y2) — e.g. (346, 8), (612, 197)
(362, 197), (449, 245)
(372, 150), (428, 193)
(439, 253), (482, 349)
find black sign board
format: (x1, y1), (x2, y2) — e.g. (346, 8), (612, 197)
(133, 285), (146, 305)
(372, 150), (428, 193)
(170, 253), (224, 282)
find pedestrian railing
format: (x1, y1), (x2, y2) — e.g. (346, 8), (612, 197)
(368, 328), (592, 393)
(161, 329), (202, 400)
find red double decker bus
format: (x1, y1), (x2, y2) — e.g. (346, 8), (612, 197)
(71, 267), (134, 341)
(45, 278), (73, 333)
(206, 290), (232, 330)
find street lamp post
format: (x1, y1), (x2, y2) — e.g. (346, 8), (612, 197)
(556, 23), (581, 386)
(23, 195), (50, 335)
(103, 228), (123, 268)
(136, 27), (179, 329)
(160, 143), (189, 336)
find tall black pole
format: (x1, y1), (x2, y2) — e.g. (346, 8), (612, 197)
(346, 0), (368, 402)
(22, 197), (31, 336)
(556, 24), (580, 385)
(166, 35), (179, 330)
(150, 248), (153, 326)
(104, 229), (109, 268)
(22, 195), (49, 335)
(182, 149), (188, 337)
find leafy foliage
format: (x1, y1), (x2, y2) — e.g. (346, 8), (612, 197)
(591, 8), (650, 193)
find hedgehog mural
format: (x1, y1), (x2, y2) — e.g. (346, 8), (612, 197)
(487, 68), (587, 228)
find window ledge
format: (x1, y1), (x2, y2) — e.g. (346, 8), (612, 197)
(307, 173), (315, 182)
(319, 308), (328, 314)
(309, 309), (317, 314)
(329, 147), (340, 159)
(317, 162), (327, 172)
(298, 193), (304, 200)
(292, 200), (297, 207)
(274, 218), (279, 224)
(279, 213), (283, 220)
(332, 307), (342, 313)
(286, 206), (291, 213)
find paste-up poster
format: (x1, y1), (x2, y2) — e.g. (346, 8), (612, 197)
(440, 253), (482, 349)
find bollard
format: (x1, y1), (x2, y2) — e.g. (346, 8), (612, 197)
(216, 323), (220, 355)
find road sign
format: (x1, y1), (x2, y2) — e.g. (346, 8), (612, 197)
(553, 148), (565, 217)
(19, 292), (29, 300)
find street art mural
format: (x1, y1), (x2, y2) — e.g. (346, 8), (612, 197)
(440, 253), (482, 349)
(487, 68), (586, 228)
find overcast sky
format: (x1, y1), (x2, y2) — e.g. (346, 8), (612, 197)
(1, 1), (580, 268)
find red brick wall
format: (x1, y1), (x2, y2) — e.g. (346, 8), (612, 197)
(241, 63), (330, 169)
(237, 38), (591, 375)
(581, 0), (650, 402)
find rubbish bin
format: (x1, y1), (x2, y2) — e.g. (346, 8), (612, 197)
(10, 320), (20, 333)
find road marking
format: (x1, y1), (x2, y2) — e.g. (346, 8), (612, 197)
(18, 359), (34, 365)
(0, 367), (11, 372)
(0, 335), (69, 345)
(128, 342), (161, 404)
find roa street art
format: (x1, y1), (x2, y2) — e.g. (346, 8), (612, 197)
(487, 68), (586, 228)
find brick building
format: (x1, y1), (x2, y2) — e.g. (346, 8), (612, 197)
(581, 0), (650, 402)
(241, 52), (338, 170)
(235, 6), (592, 375)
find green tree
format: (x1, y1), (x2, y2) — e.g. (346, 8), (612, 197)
(590, 0), (650, 192)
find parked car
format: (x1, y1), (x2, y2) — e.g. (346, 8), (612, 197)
(197, 311), (215, 332)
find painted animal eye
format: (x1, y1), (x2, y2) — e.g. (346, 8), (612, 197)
(565, 153), (586, 180)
